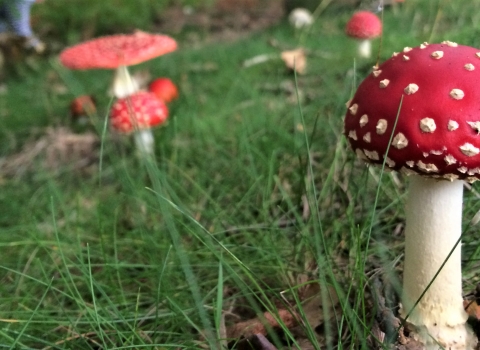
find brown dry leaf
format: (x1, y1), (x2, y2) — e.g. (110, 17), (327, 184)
(464, 299), (480, 319)
(0, 127), (99, 178)
(281, 48), (306, 75)
(226, 309), (298, 339)
(295, 282), (342, 347)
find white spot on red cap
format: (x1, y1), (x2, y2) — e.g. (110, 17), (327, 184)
(448, 120), (459, 131)
(403, 55), (410, 61)
(379, 79), (390, 88)
(420, 42), (429, 49)
(403, 47), (412, 53)
(359, 114), (369, 127)
(468, 168), (480, 175)
(458, 166), (468, 173)
(444, 173), (459, 181)
(392, 133), (408, 149)
(349, 103), (358, 115)
(431, 51), (444, 59)
(364, 149), (379, 160)
(372, 70), (382, 77)
(417, 160), (439, 173)
(460, 143), (480, 156)
(467, 121), (480, 134)
(420, 118), (436, 133)
(442, 40), (458, 47)
(385, 157), (395, 167)
(406, 160), (414, 167)
(450, 89), (464, 100)
(356, 148), (368, 160)
(465, 63), (475, 71)
(348, 130), (358, 140)
(363, 132), (371, 143)
(404, 84), (419, 95)
(376, 119), (387, 134)
(444, 154), (457, 165)
(392, 52), (399, 57)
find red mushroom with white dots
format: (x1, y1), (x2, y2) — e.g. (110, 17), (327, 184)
(344, 41), (480, 349)
(59, 31), (177, 98)
(110, 91), (168, 155)
(345, 11), (382, 59)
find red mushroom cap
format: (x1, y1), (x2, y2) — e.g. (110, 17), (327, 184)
(344, 41), (480, 182)
(110, 91), (169, 134)
(149, 78), (179, 103)
(345, 11), (382, 39)
(59, 31), (177, 70)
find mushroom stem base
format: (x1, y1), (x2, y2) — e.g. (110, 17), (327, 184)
(401, 176), (474, 349)
(133, 129), (155, 156)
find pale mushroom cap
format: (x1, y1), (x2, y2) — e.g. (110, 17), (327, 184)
(288, 8), (314, 29)
(344, 42), (480, 181)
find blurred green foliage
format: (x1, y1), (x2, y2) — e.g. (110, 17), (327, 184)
(34, 0), (215, 43)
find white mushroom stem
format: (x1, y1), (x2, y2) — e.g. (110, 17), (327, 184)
(133, 129), (155, 156)
(112, 65), (139, 98)
(401, 176), (474, 349)
(357, 39), (372, 59)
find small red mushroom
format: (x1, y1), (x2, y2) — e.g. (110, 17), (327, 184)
(59, 31), (177, 98)
(110, 91), (168, 155)
(148, 78), (179, 104)
(345, 11), (382, 59)
(344, 41), (480, 349)
(70, 95), (96, 124)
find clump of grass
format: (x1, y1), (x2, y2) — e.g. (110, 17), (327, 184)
(2, 0), (480, 348)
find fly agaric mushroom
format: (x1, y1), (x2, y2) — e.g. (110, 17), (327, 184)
(110, 91), (168, 155)
(345, 11), (382, 59)
(59, 31), (177, 98)
(148, 78), (179, 104)
(344, 42), (480, 349)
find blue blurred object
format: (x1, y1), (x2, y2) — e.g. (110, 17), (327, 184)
(0, 0), (35, 37)
(0, 0), (44, 52)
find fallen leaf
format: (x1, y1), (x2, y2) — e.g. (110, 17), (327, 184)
(226, 309), (297, 339)
(464, 299), (480, 319)
(281, 48), (306, 74)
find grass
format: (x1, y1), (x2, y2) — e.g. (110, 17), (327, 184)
(2, 0), (480, 348)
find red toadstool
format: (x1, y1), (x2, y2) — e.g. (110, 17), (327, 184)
(59, 31), (177, 98)
(110, 91), (168, 155)
(344, 41), (480, 349)
(345, 11), (382, 59)
(70, 95), (96, 124)
(149, 78), (179, 104)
